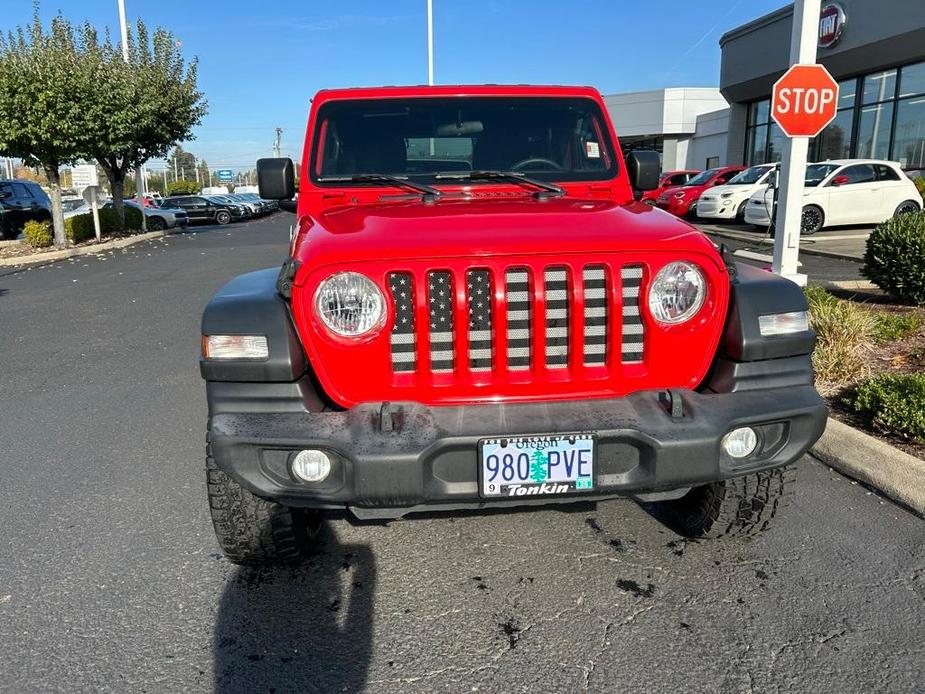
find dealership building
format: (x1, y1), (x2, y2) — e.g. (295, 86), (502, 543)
(605, 1), (925, 172)
(722, 0), (925, 169)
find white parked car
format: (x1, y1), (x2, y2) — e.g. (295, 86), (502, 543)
(697, 164), (777, 222)
(744, 159), (921, 234)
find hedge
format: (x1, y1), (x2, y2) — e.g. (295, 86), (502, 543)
(852, 373), (925, 443)
(23, 220), (53, 248)
(64, 205), (143, 243)
(862, 211), (925, 305)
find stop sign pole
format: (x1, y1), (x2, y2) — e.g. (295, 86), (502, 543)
(772, 0), (832, 286)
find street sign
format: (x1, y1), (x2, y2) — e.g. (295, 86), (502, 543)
(71, 164), (99, 191)
(771, 64), (839, 137)
(217, 169), (233, 182)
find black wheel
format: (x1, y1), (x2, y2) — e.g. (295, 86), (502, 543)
(894, 199), (921, 218)
(800, 205), (824, 235)
(215, 210), (231, 225)
(0, 216), (15, 240)
(735, 200), (748, 223)
(660, 466), (796, 539)
(687, 201), (699, 219)
(206, 436), (320, 566)
(148, 216), (166, 231)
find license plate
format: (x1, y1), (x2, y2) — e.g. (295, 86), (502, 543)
(479, 433), (594, 497)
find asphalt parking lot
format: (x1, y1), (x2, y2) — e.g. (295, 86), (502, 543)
(1, 214), (922, 693)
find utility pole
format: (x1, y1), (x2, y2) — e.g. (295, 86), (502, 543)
(427, 0), (434, 86)
(771, 0), (820, 286)
(274, 128), (283, 159)
(173, 154), (179, 183)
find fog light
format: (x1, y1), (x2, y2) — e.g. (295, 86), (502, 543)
(291, 449), (332, 482)
(722, 427), (758, 458)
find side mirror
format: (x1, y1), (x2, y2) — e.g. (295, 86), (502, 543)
(625, 150), (660, 193)
(831, 175), (849, 186)
(0, 191), (10, 200)
(258, 157), (295, 202)
(714, 178), (727, 186)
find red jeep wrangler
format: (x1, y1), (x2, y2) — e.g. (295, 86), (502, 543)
(200, 85), (826, 565)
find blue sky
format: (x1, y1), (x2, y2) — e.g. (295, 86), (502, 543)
(4, 0), (786, 173)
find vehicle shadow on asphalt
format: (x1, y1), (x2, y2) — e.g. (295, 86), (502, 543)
(212, 523), (375, 693)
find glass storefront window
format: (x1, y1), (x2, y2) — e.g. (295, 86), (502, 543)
(750, 99), (770, 126)
(892, 97), (925, 169)
(746, 124), (768, 165)
(815, 109), (854, 160)
(899, 62), (925, 99)
(767, 123), (786, 163)
(857, 102), (895, 159)
(862, 69), (898, 105)
(838, 78), (858, 109)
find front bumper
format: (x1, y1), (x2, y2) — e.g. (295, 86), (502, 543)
(697, 199), (735, 219)
(656, 197), (692, 216)
(209, 384), (827, 519)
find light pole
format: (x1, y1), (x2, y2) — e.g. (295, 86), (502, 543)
(118, 0), (147, 229)
(427, 0), (434, 86)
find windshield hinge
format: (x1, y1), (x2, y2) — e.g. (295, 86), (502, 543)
(276, 256), (300, 299)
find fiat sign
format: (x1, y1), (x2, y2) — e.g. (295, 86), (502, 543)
(771, 64), (840, 138)
(819, 3), (846, 49)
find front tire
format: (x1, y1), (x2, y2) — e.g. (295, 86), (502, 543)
(894, 199), (921, 218)
(148, 216), (166, 231)
(215, 210), (231, 225)
(660, 466), (796, 539)
(735, 200), (748, 223)
(206, 440), (320, 565)
(800, 205), (824, 235)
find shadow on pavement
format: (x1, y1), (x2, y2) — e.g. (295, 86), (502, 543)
(212, 523), (375, 693)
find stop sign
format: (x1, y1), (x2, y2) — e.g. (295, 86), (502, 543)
(771, 64), (839, 137)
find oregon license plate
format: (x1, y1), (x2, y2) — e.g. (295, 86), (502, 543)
(479, 434), (594, 497)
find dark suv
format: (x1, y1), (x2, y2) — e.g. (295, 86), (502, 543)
(164, 195), (240, 225)
(0, 179), (52, 239)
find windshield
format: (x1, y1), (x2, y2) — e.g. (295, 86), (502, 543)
(728, 165), (773, 185)
(805, 164), (839, 187)
(311, 96), (617, 185)
(683, 168), (722, 186)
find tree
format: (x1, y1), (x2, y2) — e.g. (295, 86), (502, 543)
(167, 180), (200, 195)
(167, 145), (197, 182)
(0, 9), (98, 247)
(87, 21), (206, 228)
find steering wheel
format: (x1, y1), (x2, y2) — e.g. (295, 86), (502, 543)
(510, 157), (565, 172)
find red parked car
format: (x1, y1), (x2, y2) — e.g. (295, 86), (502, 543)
(656, 165), (746, 217)
(198, 85), (825, 565)
(640, 169), (700, 205)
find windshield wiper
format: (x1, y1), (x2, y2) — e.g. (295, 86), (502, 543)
(317, 174), (441, 202)
(434, 170), (566, 199)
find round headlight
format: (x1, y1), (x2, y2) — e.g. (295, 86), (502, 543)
(648, 262), (706, 325)
(314, 272), (385, 337)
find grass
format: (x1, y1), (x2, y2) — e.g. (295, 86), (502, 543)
(804, 286), (873, 385)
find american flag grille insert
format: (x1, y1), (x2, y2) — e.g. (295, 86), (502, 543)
(388, 272), (416, 372)
(427, 271), (454, 372)
(582, 266), (607, 366)
(621, 265), (644, 363)
(544, 267), (569, 367)
(466, 269), (493, 371)
(505, 268), (531, 370)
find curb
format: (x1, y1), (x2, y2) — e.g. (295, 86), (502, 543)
(702, 227), (863, 263)
(811, 417), (925, 517)
(0, 230), (168, 270)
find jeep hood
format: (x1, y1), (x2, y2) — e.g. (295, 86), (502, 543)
(294, 197), (721, 270)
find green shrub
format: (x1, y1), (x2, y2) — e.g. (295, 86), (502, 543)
(852, 373), (925, 443)
(806, 292), (874, 384)
(862, 212), (925, 305)
(914, 176), (925, 201)
(63, 205), (143, 242)
(803, 285), (839, 311)
(22, 220), (53, 248)
(871, 310), (925, 342)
